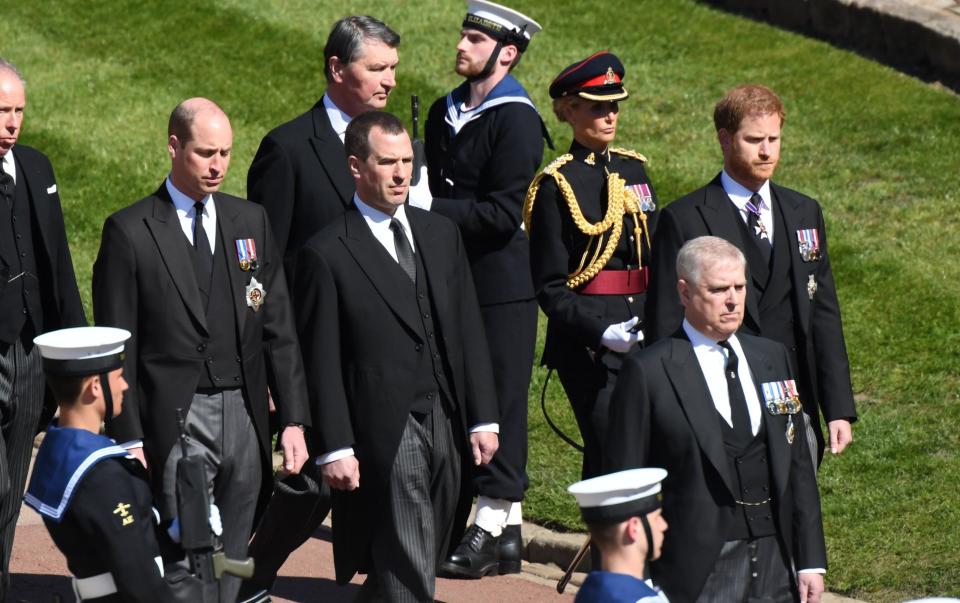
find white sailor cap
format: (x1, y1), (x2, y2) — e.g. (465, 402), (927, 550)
(34, 326), (131, 377)
(463, 0), (542, 52)
(568, 468), (667, 525)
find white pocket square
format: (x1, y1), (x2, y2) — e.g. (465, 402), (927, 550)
(46, 184), (57, 194)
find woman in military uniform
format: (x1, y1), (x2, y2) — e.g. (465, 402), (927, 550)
(25, 327), (201, 602)
(524, 51), (659, 479)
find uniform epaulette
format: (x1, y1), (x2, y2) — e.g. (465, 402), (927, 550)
(522, 154), (574, 233)
(609, 147), (648, 163)
(542, 153), (574, 175)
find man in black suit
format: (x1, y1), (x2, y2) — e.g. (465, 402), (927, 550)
(247, 14), (400, 277)
(607, 236), (827, 603)
(0, 58), (86, 597)
(242, 16), (400, 594)
(294, 111), (499, 602)
(92, 98), (310, 603)
(644, 84), (856, 464)
(418, 1), (550, 575)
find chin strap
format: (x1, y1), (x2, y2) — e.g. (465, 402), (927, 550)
(467, 41), (505, 83)
(640, 513), (655, 563)
(99, 371), (114, 432)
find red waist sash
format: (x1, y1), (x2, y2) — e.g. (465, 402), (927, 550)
(578, 268), (649, 295)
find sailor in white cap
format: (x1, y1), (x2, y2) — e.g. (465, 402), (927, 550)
(419, 0), (552, 578)
(568, 468), (670, 603)
(24, 326), (202, 602)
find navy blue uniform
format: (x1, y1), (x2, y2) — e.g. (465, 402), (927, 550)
(26, 423), (199, 602)
(575, 571), (669, 603)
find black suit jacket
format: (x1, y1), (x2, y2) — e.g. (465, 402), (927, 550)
(294, 207), (498, 583)
(645, 175), (856, 451)
(0, 145), (85, 334)
(605, 333), (827, 603)
(247, 98), (354, 277)
(92, 185), (310, 493)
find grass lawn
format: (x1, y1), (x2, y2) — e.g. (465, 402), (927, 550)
(8, 1), (960, 600)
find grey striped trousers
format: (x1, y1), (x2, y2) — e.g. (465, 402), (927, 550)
(0, 335), (44, 596)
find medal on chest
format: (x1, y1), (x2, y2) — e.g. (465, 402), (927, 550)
(235, 238), (259, 272)
(246, 277), (266, 312)
(796, 228), (821, 262)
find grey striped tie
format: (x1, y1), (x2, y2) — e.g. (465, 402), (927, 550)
(390, 218), (416, 282)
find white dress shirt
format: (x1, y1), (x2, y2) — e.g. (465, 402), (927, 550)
(683, 320), (761, 435)
(1, 150), (17, 184)
(318, 196), (497, 465)
(721, 170), (774, 244)
(323, 95), (352, 143)
(165, 177), (216, 254)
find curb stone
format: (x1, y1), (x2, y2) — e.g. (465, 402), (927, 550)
(702, 0), (960, 90)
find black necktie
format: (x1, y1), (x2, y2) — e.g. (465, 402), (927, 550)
(0, 164), (13, 208)
(193, 201), (213, 293)
(390, 218), (416, 282)
(746, 193), (772, 266)
(718, 340), (753, 442)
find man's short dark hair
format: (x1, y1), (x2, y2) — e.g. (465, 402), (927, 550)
(324, 15), (400, 82)
(47, 374), (87, 405)
(344, 111), (406, 161)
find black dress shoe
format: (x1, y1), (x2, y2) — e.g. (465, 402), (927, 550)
(498, 525), (522, 574)
(438, 524), (500, 579)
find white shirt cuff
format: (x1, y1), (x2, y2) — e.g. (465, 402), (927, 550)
(798, 568), (826, 574)
(316, 447), (355, 465)
(470, 423), (499, 434)
(120, 440), (144, 450)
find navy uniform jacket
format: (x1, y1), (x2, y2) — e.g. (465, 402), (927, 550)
(526, 142), (658, 366)
(425, 74), (547, 305)
(575, 571), (669, 603)
(26, 424), (200, 602)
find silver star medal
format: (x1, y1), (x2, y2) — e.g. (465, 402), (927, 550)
(807, 274), (817, 300)
(755, 222), (769, 240)
(246, 277), (266, 312)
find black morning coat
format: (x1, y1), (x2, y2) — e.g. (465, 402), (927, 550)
(247, 98), (354, 277)
(293, 206), (498, 584)
(605, 332), (827, 603)
(1, 145), (86, 424)
(644, 174), (857, 454)
(92, 185), (311, 505)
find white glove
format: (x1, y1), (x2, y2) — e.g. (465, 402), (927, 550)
(407, 166), (432, 210)
(207, 503), (222, 537)
(166, 503), (223, 542)
(600, 317), (643, 354)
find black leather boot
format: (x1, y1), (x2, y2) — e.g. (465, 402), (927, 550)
(438, 524), (500, 579)
(498, 524), (522, 574)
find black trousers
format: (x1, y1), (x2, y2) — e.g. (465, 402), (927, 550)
(553, 345), (625, 479)
(0, 332), (43, 597)
(473, 299), (537, 500)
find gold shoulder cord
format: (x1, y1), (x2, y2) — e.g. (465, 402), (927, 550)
(523, 150), (652, 290)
